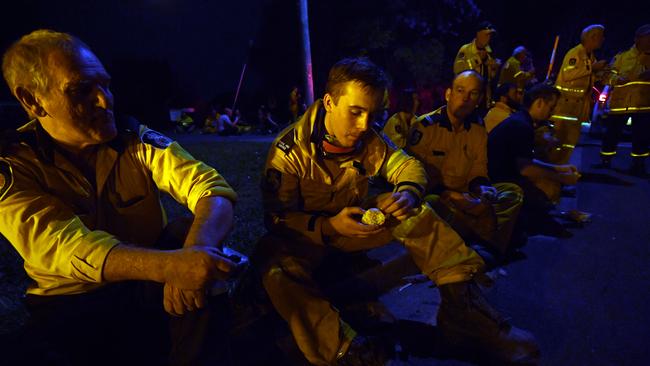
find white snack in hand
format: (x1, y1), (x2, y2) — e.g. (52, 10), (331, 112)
(361, 208), (385, 225)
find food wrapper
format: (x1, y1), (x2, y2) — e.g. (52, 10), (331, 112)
(361, 208), (385, 225)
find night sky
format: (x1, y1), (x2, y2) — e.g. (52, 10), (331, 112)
(0, 0), (646, 127)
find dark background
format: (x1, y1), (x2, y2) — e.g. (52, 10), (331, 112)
(0, 0), (646, 128)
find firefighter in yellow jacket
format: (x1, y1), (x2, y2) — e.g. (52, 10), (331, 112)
(600, 24), (650, 176)
(407, 71), (524, 255)
(498, 46), (537, 89)
(257, 58), (538, 365)
(454, 21), (501, 108)
(550, 24), (607, 164)
(0, 30), (239, 365)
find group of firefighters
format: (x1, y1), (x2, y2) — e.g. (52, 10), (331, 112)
(1, 22), (649, 366)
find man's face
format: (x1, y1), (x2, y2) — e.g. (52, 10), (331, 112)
(533, 95), (558, 121)
(324, 81), (382, 148)
(587, 30), (605, 50)
(507, 87), (524, 105)
(36, 47), (115, 150)
(476, 30), (492, 48)
(445, 73), (482, 121)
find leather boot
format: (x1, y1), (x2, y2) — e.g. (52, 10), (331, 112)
(437, 281), (540, 365)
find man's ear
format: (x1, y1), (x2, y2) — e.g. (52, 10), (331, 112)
(444, 88), (451, 103)
(14, 86), (47, 117)
(323, 93), (334, 112)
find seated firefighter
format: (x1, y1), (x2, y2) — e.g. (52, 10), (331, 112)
(488, 83), (580, 230)
(406, 71), (524, 255)
(256, 58), (539, 365)
(0, 30), (240, 365)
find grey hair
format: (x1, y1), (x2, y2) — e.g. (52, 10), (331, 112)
(580, 24), (605, 42)
(2, 29), (89, 97)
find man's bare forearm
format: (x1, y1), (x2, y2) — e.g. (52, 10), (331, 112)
(184, 196), (234, 248)
(103, 244), (170, 283)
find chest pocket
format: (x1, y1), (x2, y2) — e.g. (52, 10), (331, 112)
(441, 143), (476, 191)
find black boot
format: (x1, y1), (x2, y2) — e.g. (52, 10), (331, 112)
(599, 154), (612, 169)
(336, 335), (390, 366)
(437, 281), (540, 365)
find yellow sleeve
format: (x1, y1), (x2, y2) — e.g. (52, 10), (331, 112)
(382, 113), (407, 148)
(261, 141), (327, 245)
(379, 134), (428, 200)
(559, 48), (591, 83)
(0, 159), (119, 285)
(453, 45), (472, 74)
(135, 127), (237, 213)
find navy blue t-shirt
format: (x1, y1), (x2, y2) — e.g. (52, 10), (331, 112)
(487, 110), (535, 182)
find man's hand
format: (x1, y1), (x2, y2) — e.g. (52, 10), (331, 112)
(377, 191), (418, 221)
(163, 246), (237, 290)
(323, 207), (385, 238)
(163, 284), (206, 316)
(478, 185), (498, 202)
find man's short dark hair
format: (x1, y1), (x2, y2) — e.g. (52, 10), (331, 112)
(494, 83), (516, 100)
(325, 57), (389, 103)
(523, 83), (560, 108)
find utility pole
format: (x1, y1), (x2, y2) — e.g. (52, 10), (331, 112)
(298, 0), (314, 105)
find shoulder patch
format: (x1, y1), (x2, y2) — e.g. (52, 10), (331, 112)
(458, 52), (465, 59)
(141, 129), (173, 149)
(0, 160), (14, 201)
(262, 168), (282, 192)
(409, 129), (423, 146)
(568, 58), (577, 66)
(276, 129), (295, 154)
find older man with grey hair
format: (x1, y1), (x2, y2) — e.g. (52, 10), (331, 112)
(0, 29), (241, 365)
(549, 24), (607, 164)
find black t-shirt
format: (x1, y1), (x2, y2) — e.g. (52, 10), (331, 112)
(487, 110), (535, 182)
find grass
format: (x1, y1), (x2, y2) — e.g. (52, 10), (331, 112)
(0, 139), (272, 335)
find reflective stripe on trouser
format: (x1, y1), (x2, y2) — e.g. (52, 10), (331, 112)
(259, 199), (484, 364)
(549, 94), (591, 164)
(423, 183), (523, 254)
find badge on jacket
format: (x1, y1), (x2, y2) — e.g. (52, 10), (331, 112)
(0, 160), (13, 201)
(569, 58), (577, 66)
(142, 130), (173, 149)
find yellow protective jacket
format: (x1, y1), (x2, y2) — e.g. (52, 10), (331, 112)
(262, 101), (428, 245)
(552, 44), (597, 122)
(498, 56), (535, 88)
(610, 45), (650, 83)
(453, 40), (497, 80)
(406, 106), (490, 193)
(555, 44), (596, 97)
(382, 111), (416, 149)
(0, 118), (237, 296)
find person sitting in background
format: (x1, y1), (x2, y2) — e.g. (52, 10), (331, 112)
(258, 104), (280, 134)
(382, 88), (417, 148)
(217, 107), (240, 135)
(202, 107), (221, 134)
(488, 83), (581, 235)
(484, 82), (522, 133)
(407, 71), (524, 255)
(175, 111), (195, 133)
